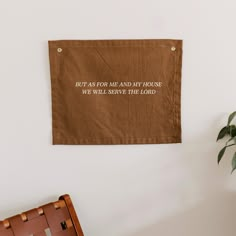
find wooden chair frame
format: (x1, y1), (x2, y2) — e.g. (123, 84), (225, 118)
(0, 194), (84, 236)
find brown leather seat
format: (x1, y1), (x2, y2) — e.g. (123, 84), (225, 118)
(0, 194), (84, 236)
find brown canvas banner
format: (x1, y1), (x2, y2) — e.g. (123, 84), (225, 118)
(48, 39), (183, 145)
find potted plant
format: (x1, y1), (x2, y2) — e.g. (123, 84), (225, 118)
(217, 111), (236, 172)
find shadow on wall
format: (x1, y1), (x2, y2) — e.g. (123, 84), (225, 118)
(128, 191), (236, 236)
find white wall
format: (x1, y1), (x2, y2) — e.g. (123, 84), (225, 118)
(0, 1), (236, 235)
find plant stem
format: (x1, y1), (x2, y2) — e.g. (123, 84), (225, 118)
(226, 144), (236, 148)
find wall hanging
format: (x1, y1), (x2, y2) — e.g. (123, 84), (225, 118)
(48, 39), (183, 145)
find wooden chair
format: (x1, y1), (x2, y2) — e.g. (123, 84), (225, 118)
(0, 194), (84, 236)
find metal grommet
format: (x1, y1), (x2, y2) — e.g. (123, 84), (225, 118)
(57, 48), (63, 53)
(171, 46), (176, 51)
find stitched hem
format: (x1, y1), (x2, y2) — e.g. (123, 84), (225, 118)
(48, 39), (182, 48)
(53, 136), (182, 145)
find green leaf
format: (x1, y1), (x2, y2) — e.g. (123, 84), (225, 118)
(230, 126), (236, 137)
(227, 111), (236, 126)
(217, 126), (228, 141)
(218, 146), (227, 164)
(228, 125), (236, 135)
(231, 152), (236, 173)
